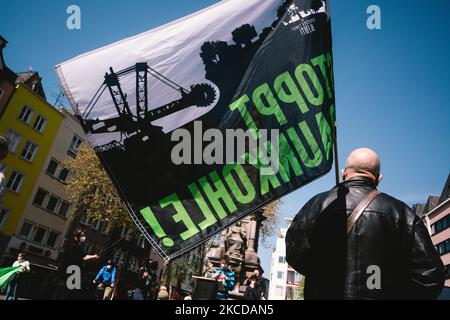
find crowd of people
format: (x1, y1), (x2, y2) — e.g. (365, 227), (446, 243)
(1, 228), (160, 300)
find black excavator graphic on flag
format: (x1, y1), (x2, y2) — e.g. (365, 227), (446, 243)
(80, 62), (217, 144)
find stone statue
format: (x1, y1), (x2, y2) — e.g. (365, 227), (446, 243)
(224, 221), (247, 260)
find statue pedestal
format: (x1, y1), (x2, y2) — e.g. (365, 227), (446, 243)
(205, 213), (265, 300)
(192, 276), (217, 300)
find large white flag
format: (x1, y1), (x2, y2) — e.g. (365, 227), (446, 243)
(56, 0), (334, 261)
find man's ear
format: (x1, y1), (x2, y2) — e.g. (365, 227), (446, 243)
(377, 174), (383, 185)
(341, 169), (346, 181)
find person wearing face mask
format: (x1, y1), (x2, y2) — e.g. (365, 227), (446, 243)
(209, 255), (235, 300)
(93, 259), (117, 300)
(4, 253), (30, 300)
(53, 229), (99, 300)
(243, 268), (265, 300)
(286, 148), (445, 300)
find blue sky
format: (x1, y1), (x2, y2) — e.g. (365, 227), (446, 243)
(2, 0), (449, 277)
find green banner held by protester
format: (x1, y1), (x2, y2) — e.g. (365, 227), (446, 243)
(0, 266), (21, 291)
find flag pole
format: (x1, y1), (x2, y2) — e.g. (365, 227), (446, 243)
(333, 121), (340, 186)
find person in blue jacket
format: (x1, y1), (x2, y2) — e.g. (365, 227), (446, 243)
(93, 259), (117, 300)
(210, 255), (235, 300)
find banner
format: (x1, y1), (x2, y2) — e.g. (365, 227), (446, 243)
(56, 0), (335, 260)
(0, 266), (21, 290)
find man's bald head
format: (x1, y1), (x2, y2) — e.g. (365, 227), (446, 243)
(343, 148), (382, 185)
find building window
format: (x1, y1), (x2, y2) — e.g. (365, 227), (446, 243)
(58, 201), (70, 217)
(46, 231), (59, 248)
(277, 271), (284, 279)
(6, 171), (25, 193)
(287, 271), (295, 284)
(113, 249), (126, 265)
(19, 221), (34, 239)
(33, 115), (47, 133)
(287, 270), (301, 285)
(33, 188), (49, 207)
(6, 129), (21, 153)
(67, 135), (82, 158)
(58, 168), (70, 182)
(33, 226), (48, 243)
(286, 286), (296, 300)
(19, 105), (34, 124)
(278, 256), (285, 264)
(80, 214), (101, 229)
(21, 141), (39, 162)
(79, 214), (89, 225)
(46, 195), (60, 213)
(432, 215), (450, 235)
(137, 234), (146, 248)
(0, 208), (9, 229)
(121, 226), (133, 237)
(436, 239), (450, 255)
(128, 257), (139, 272)
(46, 159), (59, 176)
(92, 220), (101, 230)
(100, 221), (111, 234)
(446, 265), (450, 280)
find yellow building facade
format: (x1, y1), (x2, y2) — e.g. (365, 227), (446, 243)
(0, 83), (63, 238)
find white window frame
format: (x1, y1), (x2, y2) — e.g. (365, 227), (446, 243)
(18, 105), (34, 124)
(58, 167), (70, 182)
(19, 220), (35, 239)
(45, 194), (61, 213)
(137, 234), (145, 248)
(46, 158), (59, 177)
(80, 214), (89, 226)
(67, 134), (83, 157)
(33, 187), (49, 207)
(92, 219), (101, 230)
(20, 140), (39, 162)
(32, 114), (47, 133)
(58, 200), (70, 218)
(32, 225), (49, 244)
(100, 220), (111, 235)
(6, 171), (25, 193)
(6, 129), (21, 153)
(121, 226), (133, 237)
(45, 230), (60, 248)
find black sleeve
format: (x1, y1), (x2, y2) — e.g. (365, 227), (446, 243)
(406, 216), (445, 299)
(285, 196), (318, 275)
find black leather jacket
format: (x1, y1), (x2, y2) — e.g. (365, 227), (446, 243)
(286, 177), (445, 300)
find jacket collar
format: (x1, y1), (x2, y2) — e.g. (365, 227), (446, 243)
(341, 176), (377, 189)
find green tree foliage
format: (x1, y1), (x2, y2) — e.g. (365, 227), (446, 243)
(64, 144), (132, 227)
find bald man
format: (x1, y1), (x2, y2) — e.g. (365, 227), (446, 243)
(286, 148), (445, 300)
